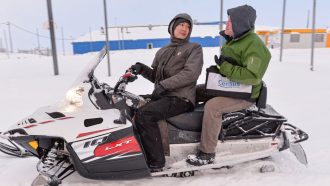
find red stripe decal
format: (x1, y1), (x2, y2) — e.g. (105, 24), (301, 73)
(24, 124), (37, 128)
(94, 136), (141, 157)
(39, 120), (55, 124)
(76, 128), (112, 138)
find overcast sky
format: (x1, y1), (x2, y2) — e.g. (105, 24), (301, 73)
(1, 0), (329, 52)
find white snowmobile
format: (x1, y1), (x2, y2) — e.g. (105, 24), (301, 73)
(0, 47), (308, 185)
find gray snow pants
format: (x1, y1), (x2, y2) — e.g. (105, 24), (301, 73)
(199, 96), (253, 153)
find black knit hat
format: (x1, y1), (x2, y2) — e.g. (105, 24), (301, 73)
(170, 18), (191, 35)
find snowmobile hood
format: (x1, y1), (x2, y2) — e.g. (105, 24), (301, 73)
(227, 5), (256, 39)
(2, 47), (121, 142)
(5, 89), (132, 143)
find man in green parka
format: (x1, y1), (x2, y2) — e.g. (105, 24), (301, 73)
(187, 5), (271, 166)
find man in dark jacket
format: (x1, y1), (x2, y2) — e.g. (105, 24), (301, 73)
(187, 5), (271, 166)
(130, 13), (203, 170)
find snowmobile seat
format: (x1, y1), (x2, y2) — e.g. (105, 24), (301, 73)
(166, 104), (204, 132)
(253, 82), (285, 119)
(258, 104), (286, 119)
(166, 82), (275, 132)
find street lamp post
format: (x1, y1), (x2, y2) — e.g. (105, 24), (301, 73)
(7, 22), (13, 53)
(310, 0), (316, 71)
(219, 0), (224, 55)
(103, 0), (111, 76)
(36, 28), (41, 52)
(3, 30), (9, 57)
(279, 0), (286, 62)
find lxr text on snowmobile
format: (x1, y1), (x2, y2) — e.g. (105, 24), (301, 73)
(0, 47), (308, 186)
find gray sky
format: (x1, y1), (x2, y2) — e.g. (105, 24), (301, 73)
(1, 0), (329, 52)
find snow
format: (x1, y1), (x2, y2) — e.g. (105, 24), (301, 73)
(1, 47), (330, 186)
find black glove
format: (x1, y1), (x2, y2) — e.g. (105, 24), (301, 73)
(139, 94), (153, 100)
(130, 62), (148, 75)
(214, 55), (226, 66)
(151, 84), (167, 99)
(215, 55), (238, 66)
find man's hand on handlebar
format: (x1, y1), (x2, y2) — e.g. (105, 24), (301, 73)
(122, 71), (137, 83)
(130, 62), (148, 75)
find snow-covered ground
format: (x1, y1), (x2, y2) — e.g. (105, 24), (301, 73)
(0, 47), (330, 186)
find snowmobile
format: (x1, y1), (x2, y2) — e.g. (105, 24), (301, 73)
(0, 47), (308, 186)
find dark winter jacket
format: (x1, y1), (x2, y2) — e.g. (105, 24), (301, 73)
(218, 5), (271, 99)
(142, 13), (204, 105)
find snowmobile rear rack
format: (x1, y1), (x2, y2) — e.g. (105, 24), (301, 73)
(283, 123), (309, 143)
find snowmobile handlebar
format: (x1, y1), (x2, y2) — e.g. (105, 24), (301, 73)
(113, 69), (138, 93)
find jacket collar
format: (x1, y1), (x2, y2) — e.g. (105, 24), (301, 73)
(221, 29), (254, 42)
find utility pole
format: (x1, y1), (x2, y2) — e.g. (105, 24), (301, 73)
(310, 0), (316, 71)
(279, 0), (286, 62)
(103, 0), (111, 76)
(46, 0), (59, 75)
(89, 27), (94, 53)
(219, 0), (224, 55)
(306, 9), (310, 28)
(36, 28), (41, 53)
(3, 30), (9, 58)
(7, 22), (13, 53)
(61, 27), (65, 56)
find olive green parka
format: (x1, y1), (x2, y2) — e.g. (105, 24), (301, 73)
(218, 5), (271, 99)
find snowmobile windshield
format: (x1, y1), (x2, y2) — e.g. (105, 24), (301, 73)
(71, 47), (108, 86)
(55, 47), (108, 112)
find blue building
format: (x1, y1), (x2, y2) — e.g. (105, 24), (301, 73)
(72, 24), (226, 54)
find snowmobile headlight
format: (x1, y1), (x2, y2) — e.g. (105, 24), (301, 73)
(66, 86), (84, 107)
(28, 140), (38, 150)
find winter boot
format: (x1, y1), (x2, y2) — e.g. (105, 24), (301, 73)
(186, 150), (215, 166)
(149, 164), (164, 173)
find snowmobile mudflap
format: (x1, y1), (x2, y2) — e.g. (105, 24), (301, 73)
(290, 143), (308, 165)
(282, 123), (309, 165)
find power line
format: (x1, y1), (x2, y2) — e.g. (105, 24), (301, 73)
(3, 21), (74, 41)
(10, 23), (50, 39)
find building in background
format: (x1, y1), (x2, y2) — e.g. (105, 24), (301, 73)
(256, 30), (280, 48)
(281, 28), (329, 49)
(72, 22), (226, 54)
(71, 23), (330, 54)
